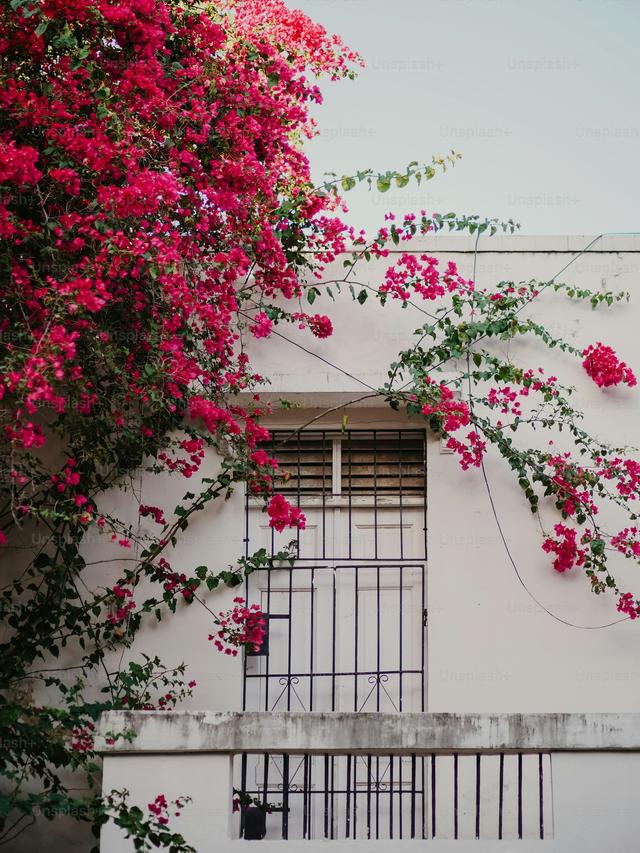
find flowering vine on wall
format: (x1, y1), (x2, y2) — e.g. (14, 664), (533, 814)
(0, 0), (637, 848)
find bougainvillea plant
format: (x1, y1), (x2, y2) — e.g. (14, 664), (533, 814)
(0, 0), (638, 849)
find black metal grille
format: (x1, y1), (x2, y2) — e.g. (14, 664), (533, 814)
(236, 751), (552, 840)
(242, 563), (426, 714)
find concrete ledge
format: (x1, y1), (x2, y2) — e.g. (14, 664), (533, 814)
(97, 711), (640, 755)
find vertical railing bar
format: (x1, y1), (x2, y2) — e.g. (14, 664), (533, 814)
(399, 754), (403, 841)
(302, 754), (309, 839)
(366, 755), (372, 840)
(330, 755), (335, 840)
(498, 752), (504, 840)
(308, 753), (314, 839)
(282, 753), (290, 840)
(421, 756), (426, 840)
(375, 755), (380, 840)
(539, 752), (544, 840)
(345, 754), (352, 838)
(475, 753), (481, 840)
(410, 753), (416, 839)
(453, 752), (458, 840)
(323, 754), (329, 840)
(431, 754), (436, 839)
(239, 753), (247, 838)
(389, 754), (394, 839)
(262, 751), (269, 811)
(353, 750), (358, 839)
(518, 753), (523, 840)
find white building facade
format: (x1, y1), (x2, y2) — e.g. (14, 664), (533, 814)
(86, 236), (640, 851)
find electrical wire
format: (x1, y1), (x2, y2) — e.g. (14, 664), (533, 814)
(238, 309), (379, 393)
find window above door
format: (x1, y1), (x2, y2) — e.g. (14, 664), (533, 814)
(262, 429), (425, 497)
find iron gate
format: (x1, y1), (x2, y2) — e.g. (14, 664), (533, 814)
(239, 429), (428, 839)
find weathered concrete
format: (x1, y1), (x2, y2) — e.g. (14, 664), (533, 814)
(97, 710), (640, 755)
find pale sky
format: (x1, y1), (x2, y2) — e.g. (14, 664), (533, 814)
(291, 0), (640, 235)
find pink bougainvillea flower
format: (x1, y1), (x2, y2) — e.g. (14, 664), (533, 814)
(582, 342), (637, 388)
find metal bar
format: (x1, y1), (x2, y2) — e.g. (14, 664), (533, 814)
(265, 566), (272, 711)
(245, 666), (422, 680)
(375, 755), (380, 840)
(431, 755), (436, 839)
(330, 755), (335, 840)
(240, 753), (248, 838)
(353, 749), (358, 838)
(286, 564), (293, 711)
(302, 754), (309, 838)
(421, 755), (426, 840)
(309, 568), (315, 712)
(410, 754), (416, 839)
(282, 754), (290, 840)
(399, 757), (403, 840)
(262, 751), (269, 810)
(399, 564), (404, 712)
(389, 754), (394, 839)
(376, 565), (381, 712)
(539, 752), (544, 840)
(475, 752), (481, 839)
(373, 429), (379, 559)
(322, 433), (327, 560)
(453, 752), (458, 839)
(323, 754), (330, 839)
(498, 752), (504, 840)
(345, 754), (352, 838)
(331, 571), (337, 712)
(518, 752), (523, 840)
(309, 760), (316, 839)
(366, 755), (372, 839)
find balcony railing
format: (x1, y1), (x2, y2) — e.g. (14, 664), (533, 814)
(98, 711), (640, 852)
